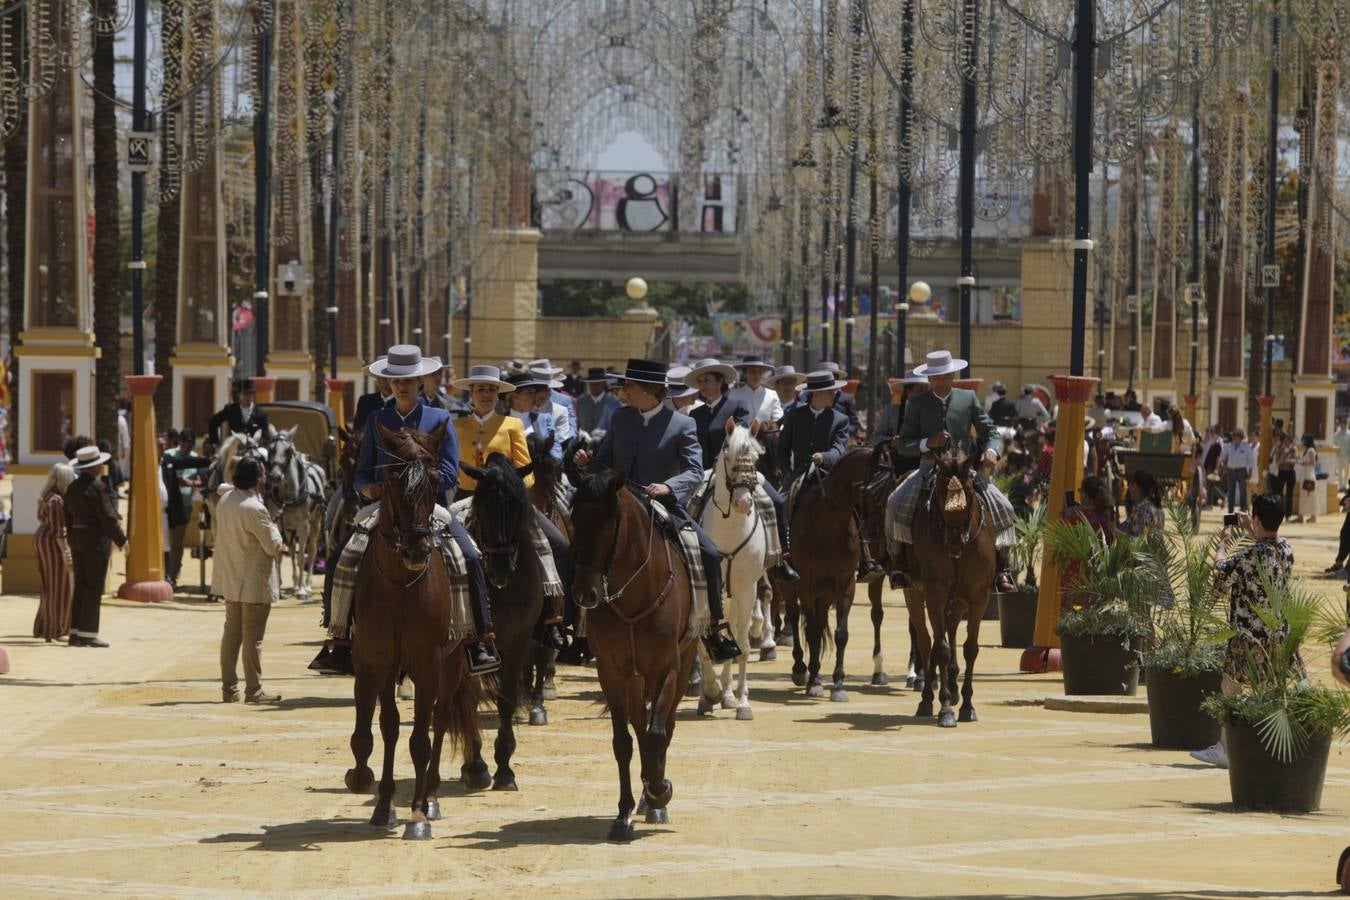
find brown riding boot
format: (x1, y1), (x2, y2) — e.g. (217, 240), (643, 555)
(888, 543), (913, 590)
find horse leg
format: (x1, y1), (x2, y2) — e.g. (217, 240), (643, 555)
(542, 647), (558, 702)
(868, 579), (888, 686)
(606, 692), (637, 843)
(345, 664), (378, 797)
(371, 673), (399, 829)
(805, 600), (825, 698)
(757, 578), (778, 660)
(959, 611), (981, 723)
(695, 641), (720, 716)
(402, 660), (436, 840)
(640, 668), (677, 823)
(831, 591), (852, 703)
(458, 648), (491, 791)
(906, 620), (920, 688)
(426, 684), (449, 822)
(528, 644), (549, 727)
(946, 618), (961, 702)
(492, 666), (521, 791)
(930, 603), (956, 728)
(786, 589), (807, 686)
(906, 593), (935, 716)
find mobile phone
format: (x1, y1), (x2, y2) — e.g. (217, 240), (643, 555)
(1223, 513), (1239, 527)
(1064, 490), (1076, 508)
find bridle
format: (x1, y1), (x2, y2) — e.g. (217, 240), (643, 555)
(373, 451), (438, 586)
(269, 439), (311, 511)
(709, 442), (760, 519)
(924, 454), (985, 559)
(574, 488), (673, 611)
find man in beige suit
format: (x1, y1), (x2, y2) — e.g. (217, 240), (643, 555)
(215, 457), (286, 703)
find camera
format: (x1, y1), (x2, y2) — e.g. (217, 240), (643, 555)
(1223, 513), (1239, 527)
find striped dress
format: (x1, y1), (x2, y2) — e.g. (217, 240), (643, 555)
(33, 492), (73, 641)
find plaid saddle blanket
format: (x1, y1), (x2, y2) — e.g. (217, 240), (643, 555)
(448, 497), (564, 598)
(328, 506), (476, 641)
(647, 499), (711, 640)
(689, 470), (781, 568)
(886, 468), (1016, 546)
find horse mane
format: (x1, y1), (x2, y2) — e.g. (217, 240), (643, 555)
(380, 427), (438, 505)
(721, 423), (762, 465)
(474, 454), (533, 540)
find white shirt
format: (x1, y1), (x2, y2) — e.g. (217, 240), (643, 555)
(638, 403), (663, 424)
(1140, 411), (1166, 432)
(727, 384), (783, 423)
(510, 408), (540, 437)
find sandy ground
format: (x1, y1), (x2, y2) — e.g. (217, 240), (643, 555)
(2, 507), (1350, 898)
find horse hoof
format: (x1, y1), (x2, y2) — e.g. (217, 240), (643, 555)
(735, 706), (754, 721)
(369, 806), (396, 829)
(912, 678), (926, 694)
(492, 776), (518, 792)
(759, 646), (778, 662)
(402, 820), (432, 841)
(697, 694), (716, 716)
(345, 766), (374, 794)
(607, 818), (635, 843)
(528, 707), (548, 727)
(643, 780), (673, 810)
(938, 710), (957, 728)
(460, 763), (492, 792)
(791, 668), (808, 687)
(959, 707), (977, 723)
(644, 806), (669, 825)
(904, 669), (917, 687)
(425, 799), (441, 821)
(830, 688), (849, 703)
(915, 701), (933, 718)
(542, 685), (558, 702)
(806, 682), (824, 698)
(720, 693), (737, 710)
(871, 672), (889, 686)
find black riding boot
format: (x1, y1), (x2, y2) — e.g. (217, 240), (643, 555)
(763, 483), (799, 582)
(699, 544), (741, 663)
(889, 542), (913, 590)
(533, 511), (570, 652)
(447, 518), (501, 675)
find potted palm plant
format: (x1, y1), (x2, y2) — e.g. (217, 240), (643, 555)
(997, 502), (1045, 646)
(1200, 573), (1350, 813)
(1141, 507), (1233, 749)
(1044, 520), (1158, 695)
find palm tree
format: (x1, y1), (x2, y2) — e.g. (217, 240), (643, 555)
(90, 0), (122, 448)
(153, 0), (185, 426)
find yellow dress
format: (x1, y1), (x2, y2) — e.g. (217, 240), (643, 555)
(453, 412), (534, 492)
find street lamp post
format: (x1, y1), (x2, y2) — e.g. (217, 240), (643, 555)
(956, 0), (978, 376)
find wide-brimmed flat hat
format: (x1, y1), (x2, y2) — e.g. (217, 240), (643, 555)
(527, 363), (564, 390)
(367, 345), (442, 379)
(452, 365), (515, 392)
(684, 357), (738, 387)
(888, 372), (930, 387)
(666, 366), (698, 399)
(362, 354), (388, 377)
(801, 370), (849, 393)
(733, 354), (775, 372)
(766, 365), (807, 387)
(581, 367), (610, 383)
(506, 370), (552, 391)
(912, 350), (967, 378)
(622, 358), (668, 386)
(527, 357), (564, 378)
(72, 444), (112, 471)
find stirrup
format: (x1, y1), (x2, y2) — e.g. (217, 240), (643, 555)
(466, 638), (502, 675)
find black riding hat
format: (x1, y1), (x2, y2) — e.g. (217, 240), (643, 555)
(622, 358), (668, 385)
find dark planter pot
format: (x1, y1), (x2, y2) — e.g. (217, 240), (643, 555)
(1225, 717), (1332, 813)
(1145, 667), (1222, 749)
(1059, 633), (1141, 696)
(983, 591), (1000, 620)
(998, 590), (1037, 648)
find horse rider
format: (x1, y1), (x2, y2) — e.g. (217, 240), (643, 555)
(572, 358), (743, 663)
(686, 358), (750, 469)
(768, 365), (807, 413)
(665, 366), (702, 414)
(419, 357), (467, 415)
(351, 357), (393, 433)
(873, 373), (929, 449)
(505, 371), (565, 462)
(815, 361), (861, 439)
(1015, 384), (1051, 427)
(451, 364), (571, 655)
(988, 382), (1019, 427)
(527, 361), (575, 449)
(353, 345), (500, 671)
(776, 369), (875, 579)
(528, 358), (578, 439)
(886, 350), (1017, 593)
(576, 367), (621, 434)
(207, 378), (271, 449)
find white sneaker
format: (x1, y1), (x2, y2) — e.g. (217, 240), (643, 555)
(1189, 742), (1228, 768)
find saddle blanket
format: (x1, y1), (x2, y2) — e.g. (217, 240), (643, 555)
(886, 468), (1016, 547)
(328, 506), (475, 641)
(448, 497), (564, 598)
(689, 470), (782, 568)
(648, 500), (711, 640)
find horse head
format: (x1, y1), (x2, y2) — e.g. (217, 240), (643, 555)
(267, 426), (303, 502)
(933, 446), (979, 532)
(374, 419), (443, 573)
(568, 466), (628, 610)
(718, 420), (761, 516)
(464, 453), (533, 590)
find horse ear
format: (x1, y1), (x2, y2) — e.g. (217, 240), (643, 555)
(374, 419), (397, 446)
(461, 463), (484, 482)
(609, 471), (627, 494)
(516, 462), (534, 480)
(725, 415), (737, 436)
(285, 425), (299, 440)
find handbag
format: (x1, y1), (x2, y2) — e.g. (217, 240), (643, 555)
(1303, 479), (1316, 493)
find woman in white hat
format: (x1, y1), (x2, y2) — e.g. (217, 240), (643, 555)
(64, 445), (127, 648)
(726, 355), (783, 429)
(663, 365), (702, 414)
(685, 357), (747, 469)
(767, 365), (807, 412)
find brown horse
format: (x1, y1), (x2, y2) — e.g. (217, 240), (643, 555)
(907, 448), (996, 727)
(460, 452), (546, 789)
(568, 466), (696, 843)
(776, 446), (891, 702)
(343, 421), (482, 839)
(525, 432), (567, 703)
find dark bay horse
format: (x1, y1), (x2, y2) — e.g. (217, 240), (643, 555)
(567, 465), (696, 843)
(775, 445), (891, 702)
(461, 452), (547, 790)
(525, 432), (567, 701)
(908, 448), (995, 727)
(344, 421), (482, 839)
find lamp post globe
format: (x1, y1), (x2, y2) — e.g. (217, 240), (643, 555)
(625, 277), (648, 301)
(909, 280), (931, 303)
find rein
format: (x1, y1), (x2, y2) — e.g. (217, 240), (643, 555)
(924, 472), (985, 559)
(708, 450), (759, 519)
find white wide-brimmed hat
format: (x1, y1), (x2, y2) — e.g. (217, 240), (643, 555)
(801, 370), (849, 393)
(366, 345), (442, 379)
(912, 350), (967, 378)
(362, 354), (387, 377)
(666, 366), (699, 399)
(683, 357), (738, 387)
(527, 363), (564, 390)
(733, 354), (775, 372)
(889, 372), (930, 387)
(766, 365), (807, 387)
(452, 365), (515, 392)
(72, 445), (112, 471)
(527, 357), (564, 378)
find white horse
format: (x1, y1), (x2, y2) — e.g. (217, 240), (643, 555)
(697, 419), (769, 721)
(266, 427), (326, 601)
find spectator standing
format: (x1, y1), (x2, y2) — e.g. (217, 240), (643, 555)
(1120, 469), (1165, 537)
(988, 383), (1018, 426)
(161, 429), (206, 587)
(1015, 385), (1050, 425)
(214, 457), (285, 704)
(1334, 420), (1350, 490)
(116, 398), (131, 489)
(561, 360), (585, 398)
(63, 445), (126, 647)
(33, 462), (76, 641)
(1325, 493), (1350, 575)
(1272, 432), (1298, 519)
(1295, 434), (1323, 524)
(1219, 428), (1255, 512)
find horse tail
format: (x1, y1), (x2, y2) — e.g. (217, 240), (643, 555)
(443, 653), (486, 754)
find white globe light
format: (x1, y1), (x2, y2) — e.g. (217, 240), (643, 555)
(625, 277), (648, 301)
(909, 281), (931, 303)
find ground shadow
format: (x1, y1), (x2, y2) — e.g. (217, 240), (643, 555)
(795, 711), (905, 732)
(200, 817), (399, 851)
(456, 813), (671, 849)
(249, 696), (354, 711)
